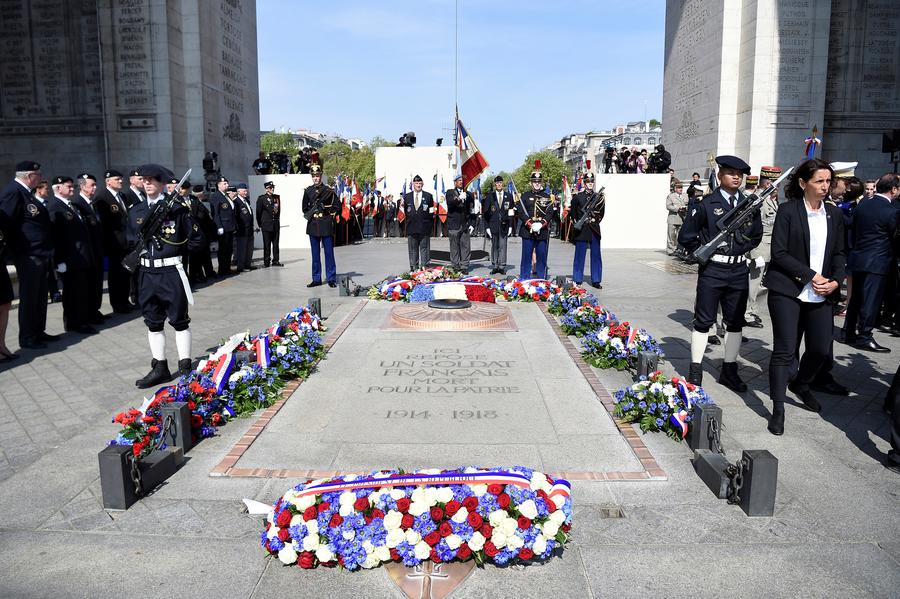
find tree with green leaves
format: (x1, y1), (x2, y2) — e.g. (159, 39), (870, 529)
(319, 142), (377, 185)
(511, 151), (567, 194)
(260, 132), (296, 155)
(649, 118), (661, 128)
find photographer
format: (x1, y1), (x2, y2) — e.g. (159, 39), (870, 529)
(252, 152), (273, 175)
(648, 144), (672, 174)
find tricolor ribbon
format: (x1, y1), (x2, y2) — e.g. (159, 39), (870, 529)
(293, 470), (571, 501)
(256, 334), (271, 369)
(268, 322), (280, 338)
(626, 327), (639, 349)
(669, 409), (689, 439)
(212, 352), (235, 394)
(677, 380), (693, 410)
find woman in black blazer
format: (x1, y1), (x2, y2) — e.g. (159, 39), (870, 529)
(763, 158), (846, 435)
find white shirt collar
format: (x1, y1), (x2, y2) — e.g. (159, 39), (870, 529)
(16, 179), (32, 193)
(804, 201), (826, 216)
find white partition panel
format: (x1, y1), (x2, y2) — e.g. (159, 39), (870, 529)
(248, 174), (313, 249)
(592, 174), (670, 249)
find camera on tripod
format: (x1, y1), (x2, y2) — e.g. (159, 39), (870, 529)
(203, 151), (220, 191)
(397, 132), (416, 147)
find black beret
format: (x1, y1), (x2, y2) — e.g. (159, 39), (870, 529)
(412, 175), (423, 182)
(217, 175), (228, 183)
(77, 173), (96, 182)
(16, 160), (40, 171)
(137, 163), (175, 183)
(129, 169), (141, 177)
(236, 182), (248, 190)
(180, 181), (191, 189)
(264, 181), (275, 188)
(715, 155), (751, 175)
(52, 175), (73, 185)
(192, 185), (205, 193)
(494, 175), (504, 182)
(226, 185), (237, 193)
(168, 178), (179, 184)
(104, 169), (123, 179)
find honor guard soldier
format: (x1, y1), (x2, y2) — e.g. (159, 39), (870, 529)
(446, 174), (474, 273)
(302, 164), (338, 287)
(678, 155), (763, 389)
(211, 175), (235, 276)
(570, 161), (606, 288)
(403, 174), (436, 271)
(0, 161), (62, 349)
(517, 160), (558, 279)
(483, 175), (514, 274)
(73, 173), (105, 323)
(257, 181), (283, 267)
(94, 169), (136, 312)
(129, 164), (204, 388)
(46, 176), (97, 335)
(233, 183), (256, 272)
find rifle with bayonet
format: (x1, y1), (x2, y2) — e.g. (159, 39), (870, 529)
(122, 169), (192, 273)
(692, 166), (793, 265)
(572, 186), (606, 231)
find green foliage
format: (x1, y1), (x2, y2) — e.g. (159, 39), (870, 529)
(260, 132), (296, 155)
(320, 142), (377, 185)
(649, 118), (661, 128)
(511, 151), (567, 195)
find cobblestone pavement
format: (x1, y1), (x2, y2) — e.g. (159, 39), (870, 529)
(1, 241), (898, 598)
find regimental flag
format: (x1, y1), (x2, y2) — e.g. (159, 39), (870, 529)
(561, 175), (572, 221)
(576, 173), (583, 193)
(397, 179), (407, 223)
(255, 334), (271, 369)
(456, 111), (489, 188)
(804, 125), (821, 159)
(438, 175), (447, 223)
(341, 177), (351, 221)
(351, 179), (363, 215)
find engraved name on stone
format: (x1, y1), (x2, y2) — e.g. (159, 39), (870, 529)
(371, 348), (520, 395)
(113, 0), (154, 109)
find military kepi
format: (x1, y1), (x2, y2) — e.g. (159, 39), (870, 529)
(413, 175), (423, 182)
(138, 163), (175, 182)
(759, 165), (782, 180)
(715, 155), (751, 175)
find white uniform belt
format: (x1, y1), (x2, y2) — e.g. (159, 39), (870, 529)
(140, 256), (182, 268)
(709, 254), (745, 265)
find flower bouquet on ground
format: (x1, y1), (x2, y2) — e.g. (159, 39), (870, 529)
(580, 320), (664, 371)
(501, 279), (561, 302)
(369, 278), (414, 301)
(559, 304), (618, 336)
(408, 266), (462, 284)
(547, 286), (595, 316)
(259, 466), (572, 570)
(613, 371), (713, 440)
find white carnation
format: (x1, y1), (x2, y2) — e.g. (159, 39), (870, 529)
(302, 535), (319, 551)
(386, 528), (405, 548)
(445, 534), (462, 550)
(491, 530), (508, 549)
(277, 546), (298, 565)
(451, 506), (469, 523)
(383, 510), (403, 531)
(517, 499), (538, 520)
(468, 531), (485, 551)
(435, 487), (454, 503)
(405, 529), (421, 545)
(533, 536), (547, 554)
(414, 541), (431, 560)
(315, 545), (334, 563)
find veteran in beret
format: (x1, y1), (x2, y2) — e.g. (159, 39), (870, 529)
(93, 169), (136, 312)
(210, 175), (236, 276)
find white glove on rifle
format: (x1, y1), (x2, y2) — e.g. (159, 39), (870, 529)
(468, 225), (474, 235)
(428, 206), (435, 214)
(485, 228), (492, 239)
(217, 228), (224, 235)
(755, 256), (765, 269)
(56, 262), (67, 274)
(530, 222), (542, 234)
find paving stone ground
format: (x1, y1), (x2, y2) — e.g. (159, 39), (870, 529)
(1, 239), (898, 598)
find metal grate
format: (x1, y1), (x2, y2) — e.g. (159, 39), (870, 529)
(599, 503), (626, 518)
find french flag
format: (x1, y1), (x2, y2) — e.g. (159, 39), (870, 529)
(456, 112), (489, 188)
(255, 334), (271, 369)
(212, 352), (235, 394)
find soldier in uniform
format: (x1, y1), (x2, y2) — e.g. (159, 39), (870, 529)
(46, 176), (96, 335)
(666, 181), (689, 256)
(403, 175), (436, 271)
(128, 164), (204, 388)
(122, 168), (145, 208)
(570, 166), (605, 288)
(73, 173), (105, 323)
(483, 175), (514, 274)
(678, 155), (763, 389)
(517, 160), (558, 279)
(745, 167), (782, 328)
(210, 176), (235, 276)
(94, 169), (135, 313)
(233, 183), (256, 272)
(301, 164), (338, 287)
(446, 174), (474, 273)
(256, 181), (283, 267)
(184, 184), (216, 283)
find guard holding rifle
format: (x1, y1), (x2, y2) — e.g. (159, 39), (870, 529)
(302, 163), (338, 288)
(127, 164), (204, 388)
(517, 160), (558, 279)
(570, 160), (605, 288)
(678, 155), (763, 390)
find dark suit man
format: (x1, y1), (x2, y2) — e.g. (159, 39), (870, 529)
(445, 174), (474, 273)
(302, 164), (338, 287)
(233, 183), (255, 271)
(843, 173), (900, 352)
(210, 176), (235, 275)
(185, 185), (216, 282)
(121, 169), (145, 208)
(483, 175), (514, 274)
(93, 169), (134, 312)
(0, 161), (61, 349)
(72, 174), (105, 323)
(371, 189), (386, 238)
(47, 176), (97, 335)
(402, 175), (435, 271)
(256, 181), (282, 267)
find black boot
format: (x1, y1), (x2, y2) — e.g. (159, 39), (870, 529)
(788, 381), (821, 412)
(687, 362), (703, 386)
(135, 359), (172, 389)
(719, 362), (747, 392)
(178, 358), (193, 378)
(768, 403), (784, 435)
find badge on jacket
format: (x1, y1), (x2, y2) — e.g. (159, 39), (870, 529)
(713, 207), (724, 216)
(27, 204), (39, 216)
(111, 204), (119, 213)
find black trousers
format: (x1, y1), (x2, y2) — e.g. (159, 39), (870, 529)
(844, 270), (887, 341)
(692, 262), (749, 333)
(234, 233), (253, 270)
(188, 246), (214, 280)
(886, 363), (900, 457)
(768, 292), (833, 405)
(138, 268), (190, 331)
(61, 268), (91, 330)
(107, 253), (131, 310)
(217, 232), (234, 275)
(880, 261), (900, 328)
(15, 255), (49, 343)
(262, 228), (279, 264)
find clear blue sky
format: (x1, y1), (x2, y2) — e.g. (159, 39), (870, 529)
(257, 0), (664, 172)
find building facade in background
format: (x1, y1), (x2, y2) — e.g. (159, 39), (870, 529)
(0, 0), (260, 180)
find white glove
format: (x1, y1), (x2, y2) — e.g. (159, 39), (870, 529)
(507, 208), (515, 216)
(507, 227), (513, 237)
(468, 225), (474, 235)
(530, 222), (542, 234)
(217, 228), (224, 235)
(755, 256), (765, 269)
(485, 229), (492, 239)
(428, 206), (435, 214)
(56, 262), (67, 274)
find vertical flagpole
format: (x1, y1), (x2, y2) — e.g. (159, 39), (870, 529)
(455, 0), (459, 115)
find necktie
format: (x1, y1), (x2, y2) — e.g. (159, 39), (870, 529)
(117, 192), (127, 213)
(729, 195), (736, 208)
(415, 193), (420, 210)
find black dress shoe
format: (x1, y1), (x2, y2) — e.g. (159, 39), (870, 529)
(273, 262), (284, 267)
(788, 382), (821, 412)
(768, 409), (785, 436)
(591, 282), (603, 289)
(719, 362), (747, 393)
(853, 338), (891, 353)
(744, 317), (764, 328)
(20, 339), (47, 350)
(307, 281), (322, 288)
(809, 378), (849, 396)
(328, 281), (337, 288)
(75, 325), (99, 335)
(263, 263), (270, 268)
(38, 332), (61, 342)
(708, 335), (721, 345)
